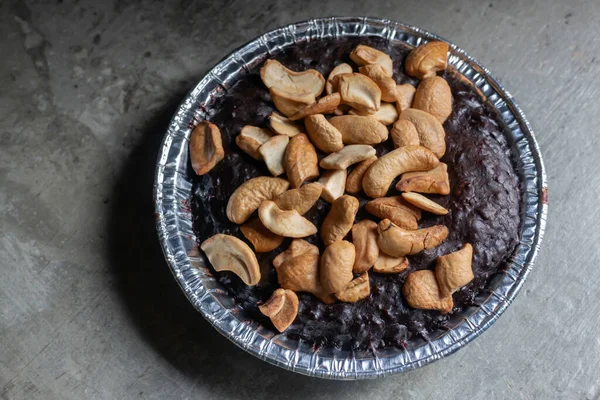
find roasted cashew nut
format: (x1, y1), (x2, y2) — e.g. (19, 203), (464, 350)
(377, 219), (448, 257)
(362, 145), (439, 198)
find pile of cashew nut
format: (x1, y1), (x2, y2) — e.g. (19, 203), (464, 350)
(193, 41), (475, 333)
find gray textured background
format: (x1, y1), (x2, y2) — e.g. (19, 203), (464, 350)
(0, 0), (596, 399)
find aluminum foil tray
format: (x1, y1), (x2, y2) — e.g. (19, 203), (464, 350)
(153, 17), (548, 379)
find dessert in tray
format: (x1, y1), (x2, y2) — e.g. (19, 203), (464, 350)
(189, 37), (522, 350)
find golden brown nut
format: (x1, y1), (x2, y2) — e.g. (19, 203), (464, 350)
(283, 133), (319, 188)
(304, 114), (344, 153)
(259, 288), (286, 316)
(358, 64), (397, 102)
(326, 63), (353, 95)
(390, 119), (419, 148)
(396, 163), (450, 195)
(395, 84), (416, 114)
(260, 59), (325, 98)
(399, 109), (446, 158)
(236, 125), (273, 159)
(273, 182), (322, 215)
(201, 234), (260, 285)
(402, 270), (453, 314)
(290, 93), (341, 121)
(321, 195), (360, 246)
(270, 86), (315, 117)
(377, 219), (448, 257)
(259, 288), (299, 332)
(335, 272), (370, 302)
(412, 76), (453, 124)
(320, 240), (355, 293)
(317, 169), (347, 203)
(351, 220), (379, 273)
(373, 253), (409, 274)
(346, 156), (377, 194)
(332, 73), (381, 114)
(365, 196), (422, 230)
(273, 239), (319, 269)
(268, 112), (304, 137)
(258, 201), (317, 238)
(277, 253), (320, 293)
(226, 177), (290, 224)
(405, 41), (449, 80)
(435, 243), (474, 297)
(190, 121), (224, 175)
(319, 145), (376, 170)
(259, 134), (289, 176)
(348, 102), (398, 126)
(350, 45), (393, 77)
(328, 115), (388, 145)
(240, 218), (284, 253)
(275, 250), (336, 304)
(401, 192), (449, 215)
(362, 145), (440, 198)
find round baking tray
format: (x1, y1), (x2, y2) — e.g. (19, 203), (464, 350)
(154, 17), (547, 379)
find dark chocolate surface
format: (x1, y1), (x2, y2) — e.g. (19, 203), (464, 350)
(190, 37), (522, 350)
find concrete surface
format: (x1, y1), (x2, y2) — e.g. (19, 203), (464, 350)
(0, 0), (597, 399)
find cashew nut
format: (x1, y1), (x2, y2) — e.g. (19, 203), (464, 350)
(236, 125), (273, 159)
(365, 196), (422, 230)
(258, 134), (289, 176)
(273, 240), (335, 304)
(289, 93), (341, 121)
(332, 73), (381, 114)
(270, 86), (315, 117)
(319, 145), (376, 170)
(276, 253), (320, 294)
(190, 121), (224, 175)
(321, 195), (359, 246)
(268, 112), (303, 137)
(396, 163), (450, 195)
(373, 253), (409, 274)
(402, 270), (453, 314)
(201, 234), (260, 286)
(260, 59), (325, 98)
(350, 45), (393, 77)
(377, 219), (448, 257)
(273, 182), (322, 215)
(351, 220), (379, 273)
(317, 169), (347, 203)
(390, 119), (419, 148)
(435, 243), (474, 297)
(240, 217), (284, 253)
(226, 177), (290, 224)
(349, 102), (398, 126)
(328, 115), (388, 145)
(273, 239), (319, 269)
(399, 108), (446, 158)
(395, 84), (416, 114)
(405, 41), (449, 80)
(326, 63), (353, 94)
(335, 272), (370, 303)
(358, 64), (397, 102)
(362, 145), (440, 198)
(259, 288), (299, 332)
(345, 156), (377, 194)
(401, 192), (449, 215)
(304, 114), (344, 153)
(283, 133), (319, 188)
(320, 240), (355, 293)
(258, 200), (317, 238)
(412, 76), (453, 124)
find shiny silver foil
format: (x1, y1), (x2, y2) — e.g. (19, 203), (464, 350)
(153, 17), (548, 379)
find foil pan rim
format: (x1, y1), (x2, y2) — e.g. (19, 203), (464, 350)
(153, 17), (548, 379)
